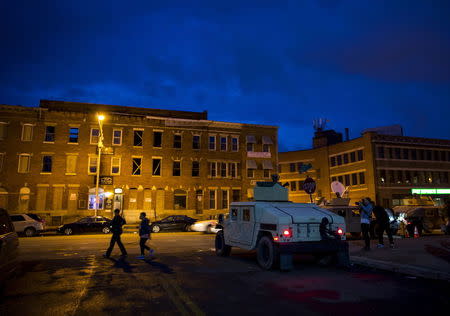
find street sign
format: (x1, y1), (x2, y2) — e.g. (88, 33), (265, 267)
(94, 176), (113, 185)
(302, 177), (316, 194)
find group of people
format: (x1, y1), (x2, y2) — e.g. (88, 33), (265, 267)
(104, 209), (154, 259)
(358, 197), (394, 251)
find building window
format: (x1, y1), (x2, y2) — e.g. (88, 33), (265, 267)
(209, 162), (217, 177)
(220, 162), (227, 178)
(290, 181), (297, 191)
(352, 173), (358, 185)
(338, 175), (343, 183)
(173, 161), (181, 176)
(405, 170), (411, 184)
(425, 150), (432, 160)
(229, 163), (237, 178)
(357, 150), (364, 161)
(264, 169), (270, 178)
(42, 155), (52, 173)
(66, 155), (77, 174)
(18, 154), (31, 173)
(193, 135), (200, 150)
(290, 163), (296, 172)
(330, 157), (336, 167)
(69, 128), (79, 143)
(192, 161), (200, 177)
(44, 126), (55, 142)
(359, 172), (365, 185)
(0, 123), (7, 140)
(402, 148), (409, 160)
(337, 155), (342, 165)
(263, 144), (270, 152)
(133, 130), (143, 147)
(220, 137), (227, 151)
(411, 149), (417, 160)
(153, 131), (162, 148)
(412, 171), (419, 184)
(350, 151), (356, 162)
(377, 147), (385, 159)
(111, 157), (121, 175)
(232, 189), (240, 202)
(440, 151), (447, 161)
(209, 190), (216, 209)
(343, 153), (349, 164)
(174, 190), (187, 210)
(246, 143), (254, 152)
(231, 137), (239, 151)
(173, 134), (182, 149)
(417, 149), (424, 160)
(21, 124), (33, 141)
(209, 136), (216, 150)
(221, 190), (228, 209)
(152, 158), (161, 176)
(90, 128), (100, 144)
(132, 157), (142, 175)
(88, 156), (98, 174)
(112, 129), (122, 145)
(247, 169), (254, 178)
(344, 174), (350, 186)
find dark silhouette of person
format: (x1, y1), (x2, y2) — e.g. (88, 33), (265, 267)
(104, 209), (127, 258)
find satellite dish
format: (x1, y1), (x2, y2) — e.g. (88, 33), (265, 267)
(331, 181), (345, 197)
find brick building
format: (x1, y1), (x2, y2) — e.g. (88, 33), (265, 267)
(0, 100), (278, 223)
(279, 129), (450, 207)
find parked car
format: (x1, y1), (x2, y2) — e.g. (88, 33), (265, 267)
(190, 219), (219, 233)
(0, 208), (19, 284)
(10, 213), (46, 237)
(150, 215), (197, 233)
(56, 216), (112, 235)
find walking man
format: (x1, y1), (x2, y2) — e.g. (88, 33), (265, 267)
(373, 205), (394, 248)
(136, 212), (154, 259)
(358, 198), (373, 251)
(104, 209), (127, 258)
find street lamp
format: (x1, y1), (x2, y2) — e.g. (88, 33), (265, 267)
(94, 113), (105, 216)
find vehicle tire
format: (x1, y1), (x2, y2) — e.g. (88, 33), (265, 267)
(24, 227), (36, 237)
(64, 227), (73, 235)
(152, 225), (161, 233)
(184, 225), (192, 232)
(256, 236), (279, 270)
(102, 226), (111, 234)
(215, 230), (231, 257)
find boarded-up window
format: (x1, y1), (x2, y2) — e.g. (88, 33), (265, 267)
(66, 155), (77, 174)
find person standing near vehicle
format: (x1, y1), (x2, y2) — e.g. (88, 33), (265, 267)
(136, 212), (154, 259)
(104, 209), (127, 258)
(358, 198), (373, 251)
(373, 205), (394, 248)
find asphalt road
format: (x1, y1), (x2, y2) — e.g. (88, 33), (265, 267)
(1, 233), (449, 316)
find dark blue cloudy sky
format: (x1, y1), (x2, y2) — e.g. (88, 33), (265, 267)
(1, 0), (449, 151)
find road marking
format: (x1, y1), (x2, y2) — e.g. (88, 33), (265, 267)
(166, 277), (205, 316)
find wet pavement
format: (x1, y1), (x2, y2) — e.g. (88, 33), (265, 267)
(1, 233), (449, 316)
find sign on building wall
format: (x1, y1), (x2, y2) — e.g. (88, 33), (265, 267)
(247, 152), (272, 158)
(94, 176), (114, 185)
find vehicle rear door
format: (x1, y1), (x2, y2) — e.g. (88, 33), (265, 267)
(228, 207), (241, 243)
(161, 216), (176, 230)
(239, 207), (255, 246)
(10, 215), (26, 233)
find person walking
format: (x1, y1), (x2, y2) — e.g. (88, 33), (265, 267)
(373, 205), (394, 248)
(104, 209), (127, 258)
(136, 212), (154, 259)
(358, 198), (373, 251)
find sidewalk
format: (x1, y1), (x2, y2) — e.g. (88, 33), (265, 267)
(348, 235), (450, 281)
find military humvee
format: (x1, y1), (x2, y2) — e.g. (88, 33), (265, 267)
(215, 178), (349, 271)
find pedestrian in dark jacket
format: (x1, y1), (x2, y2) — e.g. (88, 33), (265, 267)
(104, 209), (127, 258)
(136, 212), (153, 259)
(373, 205), (394, 248)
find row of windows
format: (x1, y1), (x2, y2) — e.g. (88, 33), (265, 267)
(0, 123), (274, 153)
(331, 172), (366, 186)
(377, 146), (450, 162)
(378, 170), (449, 185)
(330, 150), (364, 167)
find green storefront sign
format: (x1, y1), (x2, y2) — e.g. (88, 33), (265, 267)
(411, 188), (450, 195)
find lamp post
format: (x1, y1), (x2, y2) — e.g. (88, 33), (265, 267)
(94, 113), (105, 217)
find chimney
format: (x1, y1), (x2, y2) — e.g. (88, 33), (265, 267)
(345, 128), (349, 141)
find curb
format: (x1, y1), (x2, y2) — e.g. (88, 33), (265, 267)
(350, 256), (450, 282)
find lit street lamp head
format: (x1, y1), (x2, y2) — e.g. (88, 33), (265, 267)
(97, 114), (105, 121)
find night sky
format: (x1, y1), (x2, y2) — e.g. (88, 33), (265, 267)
(1, 0), (449, 151)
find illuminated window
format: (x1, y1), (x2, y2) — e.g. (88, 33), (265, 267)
(44, 126), (55, 142)
(69, 128), (79, 143)
(41, 155), (52, 173)
(90, 128), (100, 144)
(18, 154), (31, 173)
(112, 129), (122, 145)
(21, 124), (33, 141)
(111, 157), (121, 175)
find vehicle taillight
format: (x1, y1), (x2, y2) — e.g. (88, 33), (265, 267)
(274, 236), (279, 242)
(282, 229), (292, 238)
(337, 228), (344, 236)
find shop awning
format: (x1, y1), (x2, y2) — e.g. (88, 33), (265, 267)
(262, 160), (274, 169)
(246, 160), (257, 169)
(246, 135), (256, 143)
(262, 136), (274, 145)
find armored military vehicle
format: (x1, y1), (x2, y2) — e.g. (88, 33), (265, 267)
(215, 178), (349, 271)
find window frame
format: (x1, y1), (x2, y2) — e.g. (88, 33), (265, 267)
(111, 157), (121, 175)
(209, 135), (216, 151)
(68, 127), (79, 144)
(221, 190), (229, 209)
(90, 128), (100, 144)
(132, 157), (142, 175)
(44, 125), (55, 143)
(220, 136), (227, 151)
(192, 161), (200, 177)
(153, 131), (163, 148)
(21, 124), (33, 142)
(88, 156), (98, 175)
(65, 154), (78, 175)
(152, 158), (162, 176)
(112, 129), (122, 146)
(133, 130), (143, 147)
(172, 160), (181, 177)
(192, 135), (201, 150)
(231, 137), (239, 152)
(18, 153), (31, 173)
(209, 190), (217, 209)
(173, 134), (182, 149)
(41, 155), (53, 173)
